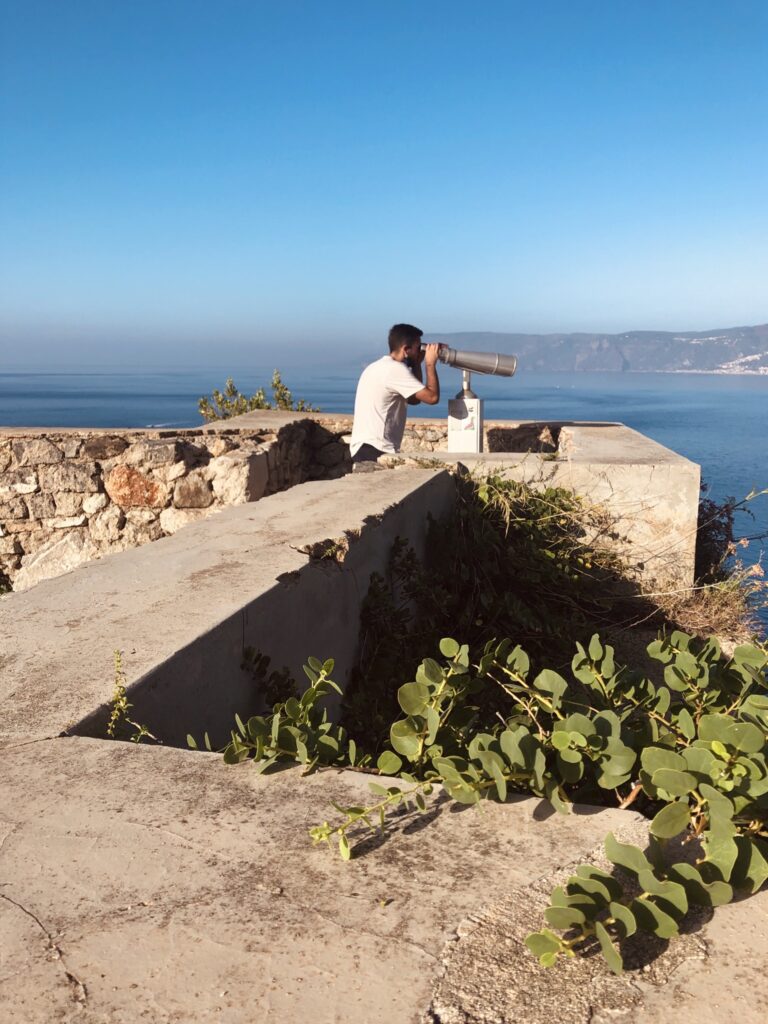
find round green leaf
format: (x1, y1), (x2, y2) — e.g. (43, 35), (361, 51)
(608, 901), (637, 938)
(439, 637), (460, 658)
(605, 833), (652, 875)
(397, 682), (430, 716)
(421, 658), (444, 684)
(588, 634), (604, 661)
(390, 720), (421, 760)
(544, 905), (586, 930)
(650, 801), (691, 839)
(376, 750), (403, 775)
(631, 897), (679, 939)
(525, 929), (561, 957)
(637, 870), (688, 916)
(651, 768), (698, 797)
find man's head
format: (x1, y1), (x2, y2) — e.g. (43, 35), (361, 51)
(388, 323), (423, 363)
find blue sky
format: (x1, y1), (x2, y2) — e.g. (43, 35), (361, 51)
(1, 0), (767, 368)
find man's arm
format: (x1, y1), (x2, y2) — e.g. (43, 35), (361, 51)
(406, 355), (424, 405)
(410, 344), (440, 406)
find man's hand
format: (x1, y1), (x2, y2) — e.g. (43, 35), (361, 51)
(423, 343), (440, 367)
(410, 345), (441, 406)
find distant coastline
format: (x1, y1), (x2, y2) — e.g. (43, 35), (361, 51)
(428, 321), (768, 375)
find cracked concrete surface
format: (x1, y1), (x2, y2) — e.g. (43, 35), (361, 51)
(1, 738), (646, 1024)
(2, 738), (767, 1023)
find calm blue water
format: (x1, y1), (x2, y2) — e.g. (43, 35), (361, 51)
(2, 367), (766, 630)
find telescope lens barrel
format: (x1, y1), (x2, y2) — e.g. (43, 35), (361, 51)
(427, 345), (517, 378)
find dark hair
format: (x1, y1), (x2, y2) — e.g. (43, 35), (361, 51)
(388, 323), (423, 353)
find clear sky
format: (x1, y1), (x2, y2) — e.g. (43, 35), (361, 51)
(1, 0), (767, 368)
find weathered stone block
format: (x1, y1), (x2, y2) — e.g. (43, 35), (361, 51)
(89, 505), (125, 545)
(205, 436), (237, 458)
(46, 515), (88, 530)
(53, 492), (85, 516)
(158, 507), (211, 535)
(209, 452), (269, 504)
(13, 529), (98, 592)
(82, 492), (109, 515)
(0, 442), (11, 473)
(11, 438), (63, 466)
(173, 471), (214, 509)
(0, 536), (22, 555)
(60, 437), (82, 458)
(2, 518), (42, 534)
(125, 439), (181, 467)
(24, 493), (56, 518)
(105, 465), (168, 509)
(39, 461), (99, 493)
(122, 517), (163, 546)
(124, 508), (157, 526)
(152, 460), (188, 484)
(0, 496), (29, 520)
(82, 435), (130, 460)
(0, 470), (39, 495)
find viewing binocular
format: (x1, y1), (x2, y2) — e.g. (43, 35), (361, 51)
(423, 344), (517, 378)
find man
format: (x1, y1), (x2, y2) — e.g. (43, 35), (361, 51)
(350, 324), (441, 464)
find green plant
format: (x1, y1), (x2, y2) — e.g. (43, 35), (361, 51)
(198, 370), (319, 422)
(107, 650), (159, 744)
(213, 657), (370, 774)
(204, 629), (767, 974)
(340, 629), (768, 973)
(523, 631), (768, 972)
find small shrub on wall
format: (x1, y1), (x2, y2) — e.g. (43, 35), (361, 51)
(198, 370), (319, 422)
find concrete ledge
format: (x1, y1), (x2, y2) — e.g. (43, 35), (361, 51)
(393, 423), (701, 589)
(0, 469), (455, 746)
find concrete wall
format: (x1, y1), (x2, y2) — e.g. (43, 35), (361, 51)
(0, 469), (455, 748)
(411, 422), (701, 590)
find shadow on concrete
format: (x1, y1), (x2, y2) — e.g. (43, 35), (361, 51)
(349, 789), (454, 859)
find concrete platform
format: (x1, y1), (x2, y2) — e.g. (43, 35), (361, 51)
(2, 738), (767, 1024)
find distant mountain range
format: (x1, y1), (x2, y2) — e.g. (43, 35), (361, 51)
(426, 323), (768, 374)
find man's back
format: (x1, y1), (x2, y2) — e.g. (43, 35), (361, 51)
(349, 356), (423, 457)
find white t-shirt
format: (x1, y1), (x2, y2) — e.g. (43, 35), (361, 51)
(350, 356), (424, 456)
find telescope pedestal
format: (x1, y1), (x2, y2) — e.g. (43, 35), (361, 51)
(447, 372), (484, 453)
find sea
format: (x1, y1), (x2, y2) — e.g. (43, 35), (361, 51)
(2, 366), (767, 632)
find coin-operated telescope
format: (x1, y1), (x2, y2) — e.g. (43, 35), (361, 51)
(424, 345), (518, 453)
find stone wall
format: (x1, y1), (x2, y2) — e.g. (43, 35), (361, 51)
(311, 416), (560, 455)
(393, 419), (558, 454)
(0, 420), (349, 591)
